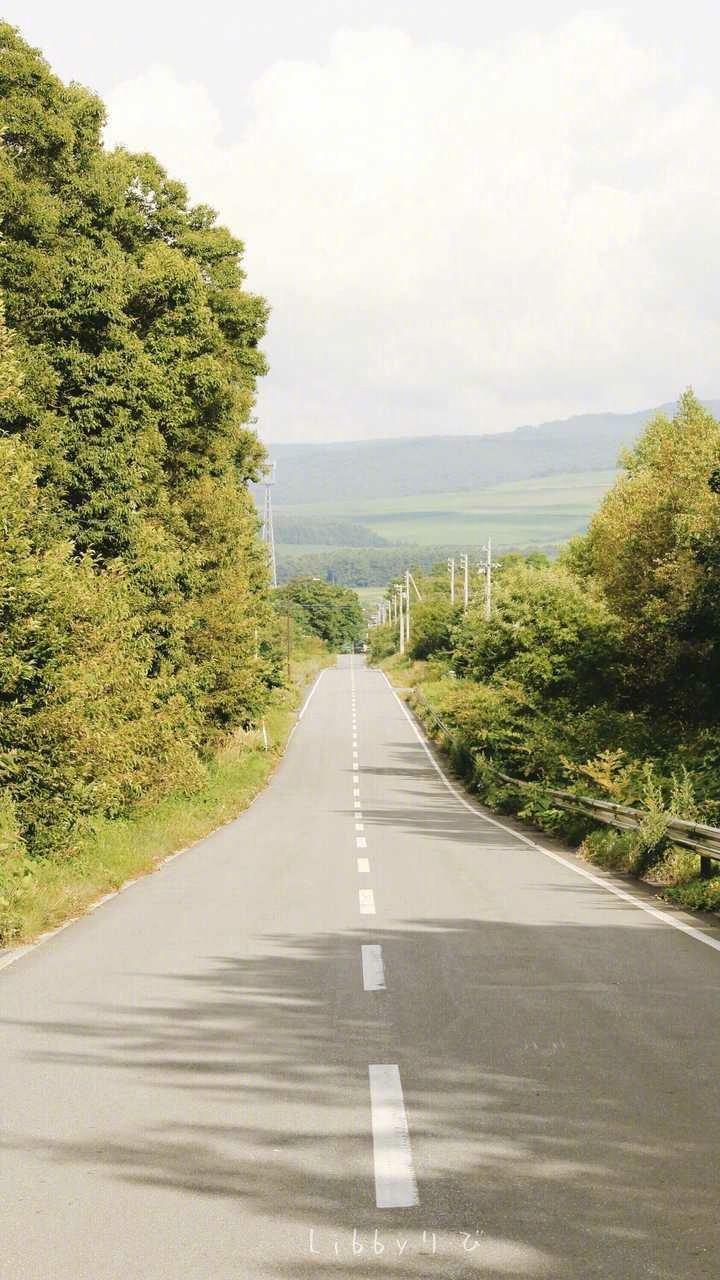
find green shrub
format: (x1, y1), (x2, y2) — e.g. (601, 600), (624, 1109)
(580, 828), (641, 872)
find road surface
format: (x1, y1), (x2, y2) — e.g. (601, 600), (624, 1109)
(1, 657), (719, 1279)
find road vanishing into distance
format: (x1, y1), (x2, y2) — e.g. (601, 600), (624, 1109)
(2, 657), (719, 1279)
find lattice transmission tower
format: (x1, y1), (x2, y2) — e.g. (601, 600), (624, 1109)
(261, 459), (277, 587)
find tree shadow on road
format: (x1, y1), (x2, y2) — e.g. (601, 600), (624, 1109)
(5, 914), (719, 1279)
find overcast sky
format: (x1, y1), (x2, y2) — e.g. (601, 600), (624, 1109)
(8, 3), (720, 442)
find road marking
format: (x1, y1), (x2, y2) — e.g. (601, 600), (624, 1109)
(357, 836), (367, 849)
(353, 772), (360, 782)
(359, 888), (375, 914)
(362, 944), (386, 991)
(354, 798), (362, 810)
(381, 672), (720, 957)
(297, 670), (327, 720)
(357, 857), (370, 872)
(368, 1064), (418, 1208)
(356, 822), (365, 832)
(354, 789), (361, 800)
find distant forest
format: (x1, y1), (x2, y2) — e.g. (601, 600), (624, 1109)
(275, 545), (558, 586)
(274, 516), (388, 547)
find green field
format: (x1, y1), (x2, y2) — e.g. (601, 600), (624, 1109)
(355, 586), (386, 610)
(277, 469), (618, 548)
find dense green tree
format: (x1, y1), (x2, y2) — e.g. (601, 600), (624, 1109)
(583, 389), (720, 709)
(0, 22), (274, 746)
(0, 24), (277, 861)
(452, 562), (622, 700)
(274, 578), (364, 649)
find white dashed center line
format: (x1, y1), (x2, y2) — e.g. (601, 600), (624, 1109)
(362, 944), (386, 991)
(359, 888), (375, 914)
(357, 857), (370, 873)
(368, 1065), (418, 1208)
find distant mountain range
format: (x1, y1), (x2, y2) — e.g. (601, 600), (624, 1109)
(262, 399), (720, 506)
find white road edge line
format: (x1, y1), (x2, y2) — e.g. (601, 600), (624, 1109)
(362, 944), (386, 990)
(297, 669), (327, 721)
(368, 1064), (418, 1208)
(380, 671), (720, 956)
(359, 888), (376, 914)
(0, 663), (327, 976)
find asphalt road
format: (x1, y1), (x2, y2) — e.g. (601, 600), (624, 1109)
(1, 656), (719, 1280)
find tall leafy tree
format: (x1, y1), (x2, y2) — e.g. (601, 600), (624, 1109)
(0, 22), (275, 747)
(584, 389), (720, 709)
(0, 24), (279, 863)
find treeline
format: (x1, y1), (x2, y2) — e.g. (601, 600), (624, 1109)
(370, 392), (720, 909)
(278, 543), (559, 586)
(0, 26), (279, 878)
(272, 515), (388, 547)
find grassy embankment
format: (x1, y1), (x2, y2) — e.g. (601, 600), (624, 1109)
(1, 642), (332, 947)
(379, 653), (720, 916)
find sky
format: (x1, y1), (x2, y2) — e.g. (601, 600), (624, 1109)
(7, 2), (720, 443)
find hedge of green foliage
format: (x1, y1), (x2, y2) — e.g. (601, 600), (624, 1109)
(0, 24), (281, 870)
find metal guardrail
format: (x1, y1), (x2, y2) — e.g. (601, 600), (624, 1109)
(409, 689), (720, 879)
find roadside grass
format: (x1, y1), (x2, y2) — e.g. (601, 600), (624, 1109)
(1, 647), (332, 947)
(376, 653), (720, 917)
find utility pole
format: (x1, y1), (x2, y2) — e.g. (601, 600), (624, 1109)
(397, 585), (405, 655)
(261, 459), (277, 588)
(448, 557), (455, 605)
(405, 569), (411, 650)
(460, 553), (469, 611)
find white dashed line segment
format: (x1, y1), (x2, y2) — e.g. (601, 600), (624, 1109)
(362, 945), (386, 991)
(368, 1065), (418, 1208)
(359, 888), (376, 915)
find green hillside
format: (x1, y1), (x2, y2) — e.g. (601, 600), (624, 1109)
(278, 469), (617, 547)
(262, 399), (720, 506)
(265, 399), (720, 584)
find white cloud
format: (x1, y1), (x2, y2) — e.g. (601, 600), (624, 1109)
(104, 16), (720, 442)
